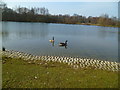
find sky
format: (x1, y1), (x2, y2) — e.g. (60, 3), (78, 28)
(2, 0), (119, 17)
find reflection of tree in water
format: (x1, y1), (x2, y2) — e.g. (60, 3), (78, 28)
(17, 23), (49, 39)
(39, 23), (49, 38)
(97, 28), (107, 38)
(2, 31), (9, 42)
(2, 22), (9, 42)
(2, 23), (49, 40)
(52, 42), (54, 47)
(97, 27), (117, 38)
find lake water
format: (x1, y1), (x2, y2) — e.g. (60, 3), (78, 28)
(1, 22), (119, 62)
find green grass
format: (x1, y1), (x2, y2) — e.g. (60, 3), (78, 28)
(2, 56), (119, 88)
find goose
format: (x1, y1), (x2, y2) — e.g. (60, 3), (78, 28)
(49, 37), (54, 42)
(59, 40), (68, 46)
(2, 47), (5, 51)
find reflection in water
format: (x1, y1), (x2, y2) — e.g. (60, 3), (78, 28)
(2, 22), (118, 62)
(97, 27), (117, 39)
(65, 46), (67, 49)
(2, 31), (9, 42)
(59, 45), (68, 49)
(98, 29), (107, 38)
(49, 41), (54, 47)
(52, 42), (54, 47)
(2, 22), (49, 42)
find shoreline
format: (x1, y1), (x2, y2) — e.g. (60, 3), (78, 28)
(2, 55), (119, 88)
(2, 21), (119, 28)
(1, 49), (119, 72)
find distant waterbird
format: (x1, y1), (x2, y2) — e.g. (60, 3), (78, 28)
(49, 37), (54, 43)
(59, 40), (68, 46)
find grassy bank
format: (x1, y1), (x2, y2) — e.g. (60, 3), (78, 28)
(2, 56), (119, 88)
(2, 21), (120, 28)
(75, 23), (119, 28)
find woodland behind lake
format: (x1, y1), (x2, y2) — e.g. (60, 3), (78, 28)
(1, 3), (120, 27)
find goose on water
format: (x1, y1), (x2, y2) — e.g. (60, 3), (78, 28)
(49, 37), (54, 43)
(59, 40), (68, 46)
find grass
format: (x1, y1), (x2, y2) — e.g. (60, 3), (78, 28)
(77, 23), (120, 28)
(2, 56), (119, 88)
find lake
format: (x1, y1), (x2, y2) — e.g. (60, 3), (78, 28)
(1, 22), (119, 62)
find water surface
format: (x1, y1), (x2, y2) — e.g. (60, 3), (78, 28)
(1, 22), (119, 62)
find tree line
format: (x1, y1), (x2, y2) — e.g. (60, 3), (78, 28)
(1, 3), (120, 27)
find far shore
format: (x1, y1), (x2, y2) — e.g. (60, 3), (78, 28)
(2, 21), (120, 28)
